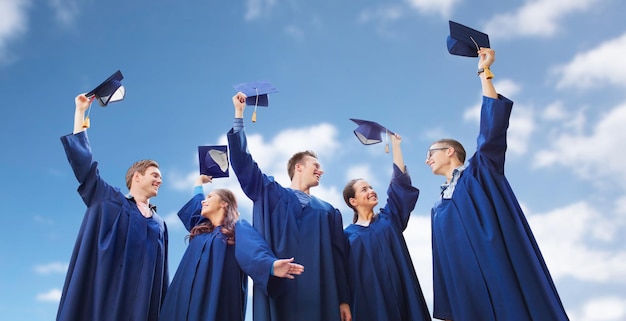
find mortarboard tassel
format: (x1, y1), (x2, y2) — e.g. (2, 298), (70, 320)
(385, 129), (390, 153)
(251, 88), (259, 122)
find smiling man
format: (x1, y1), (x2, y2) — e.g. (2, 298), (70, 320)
(57, 94), (169, 321)
(227, 92), (351, 321)
(426, 48), (568, 321)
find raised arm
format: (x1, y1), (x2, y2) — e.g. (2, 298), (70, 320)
(62, 94), (116, 207)
(233, 92), (246, 119)
(228, 92), (272, 202)
(478, 48), (497, 99)
(474, 48), (515, 173)
(73, 94), (92, 134)
(385, 132), (419, 231)
(390, 132), (405, 173)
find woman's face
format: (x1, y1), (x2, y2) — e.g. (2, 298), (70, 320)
(350, 180), (378, 209)
(201, 192), (226, 218)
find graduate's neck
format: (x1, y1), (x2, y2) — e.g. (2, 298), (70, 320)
(355, 209), (374, 226)
(205, 211), (225, 227)
(290, 180), (311, 194)
(444, 160), (463, 183)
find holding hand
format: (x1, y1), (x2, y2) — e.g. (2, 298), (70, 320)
(75, 94), (93, 112)
(233, 92), (247, 118)
(272, 258), (304, 279)
(478, 47), (495, 70)
(73, 94), (94, 134)
(195, 175), (213, 186)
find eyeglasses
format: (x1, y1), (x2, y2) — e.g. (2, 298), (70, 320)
(426, 147), (449, 160)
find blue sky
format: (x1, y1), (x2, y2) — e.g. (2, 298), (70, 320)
(1, 0), (625, 320)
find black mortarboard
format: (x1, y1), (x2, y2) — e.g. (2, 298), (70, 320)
(85, 70), (125, 107)
(447, 20), (490, 57)
(81, 70), (125, 129)
(232, 81), (278, 122)
(198, 145), (229, 178)
(350, 118), (396, 153)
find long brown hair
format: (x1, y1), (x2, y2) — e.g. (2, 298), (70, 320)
(188, 189), (239, 245)
(343, 178), (362, 224)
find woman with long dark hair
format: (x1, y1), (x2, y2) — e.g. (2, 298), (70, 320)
(343, 133), (431, 321)
(159, 175), (303, 321)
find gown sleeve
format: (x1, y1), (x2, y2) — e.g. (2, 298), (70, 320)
(474, 95), (514, 174)
(381, 164), (420, 232)
(235, 219), (286, 297)
(177, 193), (207, 232)
(60, 131), (117, 207)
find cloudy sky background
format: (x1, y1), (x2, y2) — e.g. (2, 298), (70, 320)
(0, 0), (625, 320)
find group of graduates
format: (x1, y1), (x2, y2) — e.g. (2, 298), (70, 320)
(56, 46), (571, 321)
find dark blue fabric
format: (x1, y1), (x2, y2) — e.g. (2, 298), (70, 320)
(344, 165), (431, 321)
(228, 128), (350, 321)
(158, 193), (247, 321)
(235, 219), (283, 297)
(57, 131), (169, 321)
(431, 95), (569, 321)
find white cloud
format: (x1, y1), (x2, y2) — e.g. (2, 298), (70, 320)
(554, 33), (626, 90)
(572, 296), (626, 321)
(0, 0), (30, 62)
(541, 101), (568, 121)
(404, 214), (434, 306)
(358, 5), (405, 24)
(405, 0), (458, 17)
(484, 0), (601, 39)
(534, 100), (626, 188)
(36, 288), (62, 302)
(33, 262), (67, 275)
(48, 0), (79, 26)
(527, 201), (626, 283)
(344, 164), (381, 188)
(245, 0), (277, 21)
(166, 123), (341, 220)
(163, 211), (185, 231)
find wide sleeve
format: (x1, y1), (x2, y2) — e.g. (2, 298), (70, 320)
(329, 207), (351, 304)
(177, 193), (207, 232)
(382, 164), (420, 232)
(235, 219), (285, 297)
(60, 131), (116, 207)
(475, 95), (514, 174)
(228, 128), (277, 202)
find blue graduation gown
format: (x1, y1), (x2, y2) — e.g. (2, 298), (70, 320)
(158, 194), (247, 321)
(344, 165), (431, 321)
(228, 128), (351, 321)
(431, 96), (569, 321)
(58, 132), (169, 321)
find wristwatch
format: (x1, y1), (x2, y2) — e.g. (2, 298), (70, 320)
(477, 67), (494, 79)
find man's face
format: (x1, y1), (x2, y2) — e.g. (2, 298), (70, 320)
(298, 155), (324, 187)
(135, 166), (162, 198)
(425, 144), (451, 176)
